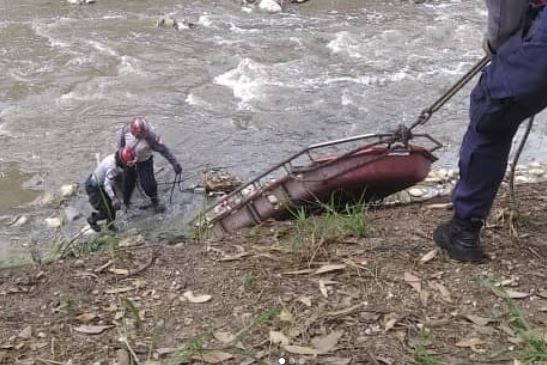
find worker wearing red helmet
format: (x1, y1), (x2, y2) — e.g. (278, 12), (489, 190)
(85, 148), (136, 232)
(119, 116), (182, 213)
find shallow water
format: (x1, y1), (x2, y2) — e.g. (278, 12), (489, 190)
(1, 0), (547, 265)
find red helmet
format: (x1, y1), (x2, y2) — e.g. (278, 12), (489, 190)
(118, 147), (136, 166)
(130, 116), (147, 138)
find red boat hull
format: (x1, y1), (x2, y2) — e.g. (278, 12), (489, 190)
(209, 145), (435, 237)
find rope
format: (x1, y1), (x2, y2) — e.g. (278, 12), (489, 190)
(409, 56), (490, 131)
(509, 115), (535, 210)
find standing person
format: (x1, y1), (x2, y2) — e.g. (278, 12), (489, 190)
(434, 0), (547, 262)
(85, 148), (136, 232)
(119, 116), (183, 213)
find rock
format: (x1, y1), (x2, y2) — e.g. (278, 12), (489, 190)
(259, 0), (283, 13)
(119, 235), (145, 247)
(157, 15), (178, 28)
(201, 169), (242, 192)
(408, 187), (425, 198)
(60, 184), (78, 198)
(30, 192), (56, 207)
(63, 207), (82, 222)
(8, 215), (28, 227)
(45, 217), (62, 228)
(116, 349), (130, 365)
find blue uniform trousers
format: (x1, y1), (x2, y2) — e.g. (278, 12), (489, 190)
(454, 5), (547, 220)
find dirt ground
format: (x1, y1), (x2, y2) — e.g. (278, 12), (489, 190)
(2, 182), (547, 365)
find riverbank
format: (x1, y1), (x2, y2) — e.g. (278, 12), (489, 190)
(2, 181), (547, 365)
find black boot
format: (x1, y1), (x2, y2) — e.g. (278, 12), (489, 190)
(434, 216), (484, 262)
(151, 197), (166, 214)
(87, 214), (101, 232)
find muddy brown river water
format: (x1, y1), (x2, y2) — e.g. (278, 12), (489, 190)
(1, 0), (547, 266)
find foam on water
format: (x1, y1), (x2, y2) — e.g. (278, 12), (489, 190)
(117, 55), (143, 76)
(86, 40), (118, 57)
(31, 21), (72, 50)
(198, 14), (214, 27)
(185, 93), (212, 108)
(326, 31), (363, 58)
(214, 58), (274, 104)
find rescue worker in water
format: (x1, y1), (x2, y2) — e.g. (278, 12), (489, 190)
(119, 116), (183, 213)
(85, 148), (135, 232)
(434, 0), (547, 262)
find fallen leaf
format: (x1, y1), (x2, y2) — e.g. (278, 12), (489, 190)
(156, 348), (178, 356)
(104, 287), (133, 294)
(94, 260), (113, 273)
(327, 303), (364, 318)
(498, 324), (516, 337)
(298, 296), (312, 307)
(183, 290), (212, 303)
(281, 269), (314, 275)
(319, 280), (328, 298)
(269, 330), (289, 346)
(191, 350), (234, 364)
(219, 252), (250, 262)
(75, 312), (97, 324)
(314, 264), (346, 275)
(536, 289), (547, 299)
(429, 281), (452, 302)
(311, 330), (344, 354)
(506, 290), (530, 299)
(464, 314), (492, 327)
(108, 268), (129, 276)
(324, 357), (351, 365)
(455, 337), (486, 353)
(30, 342), (48, 351)
(282, 345), (318, 356)
(383, 313), (400, 332)
(73, 325), (112, 335)
(403, 272), (421, 293)
(278, 309), (294, 323)
(213, 331), (236, 344)
(420, 249), (438, 264)
(18, 326), (32, 339)
(425, 202), (453, 210)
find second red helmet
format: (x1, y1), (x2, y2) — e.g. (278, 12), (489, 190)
(118, 147), (136, 166)
(130, 116), (147, 138)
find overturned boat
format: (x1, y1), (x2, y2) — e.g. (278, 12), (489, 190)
(198, 127), (442, 237)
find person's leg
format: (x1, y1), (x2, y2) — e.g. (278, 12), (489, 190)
(85, 175), (103, 232)
(123, 166), (138, 207)
(137, 157), (165, 212)
(435, 6), (547, 261)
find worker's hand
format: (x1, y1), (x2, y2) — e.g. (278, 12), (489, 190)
(483, 38), (496, 58)
(112, 198), (122, 211)
(173, 163), (182, 175)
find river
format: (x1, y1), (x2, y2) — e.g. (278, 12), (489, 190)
(1, 0), (547, 266)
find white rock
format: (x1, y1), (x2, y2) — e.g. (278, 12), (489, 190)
(31, 192), (56, 206)
(9, 215), (28, 227)
(408, 187), (425, 198)
(45, 217), (62, 228)
(529, 168), (544, 177)
(515, 175), (530, 184)
(267, 194), (279, 204)
(259, 0), (282, 13)
(60, 184), (78, 197)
